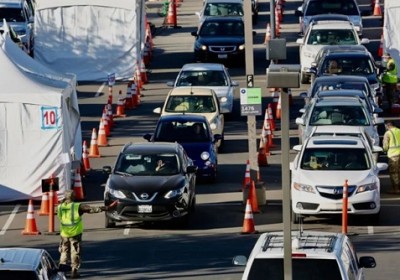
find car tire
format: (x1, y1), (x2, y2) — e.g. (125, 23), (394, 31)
(105, 214), (116, 228)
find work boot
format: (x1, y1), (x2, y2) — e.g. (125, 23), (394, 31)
(70, 268), (80, 278)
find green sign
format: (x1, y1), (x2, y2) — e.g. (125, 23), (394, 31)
(240, 88), (262, 116)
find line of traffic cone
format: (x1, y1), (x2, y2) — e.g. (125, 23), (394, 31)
(373, 0), (382, 16)
(140, 58), (148, 85)
(107, 101), (114, 128)
(88, 128), (101, 158)
(73, 168), (85, 201)
(243, 160), (251, 191)
(22, 200), (41, 235)
(257, 144), (269, 167)
(262, 115), (274, 148)
(241, 199), (258, 234)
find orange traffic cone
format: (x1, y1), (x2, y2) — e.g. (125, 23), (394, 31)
(276, 4), (282, 23)
(131, 80), (140, 108)
(88, 128), (101, 158)
(276, 93), (282, 120)
(241, 199), (258, 234)
(140, 59), (148, 84)
(73, 169), (85, 201)
(114, 90), (126, 118)
(107, 101), (114, 128)
(264, 23), (271, 44)
(166, 0), (178, 27)
(39, 192), (49, 216)
(262, 116), (274, 148)
(101, 107), (110, 136)
(143, 42), (151, 66)
(249, 180), (260, 213)
(267, 103), (276, 131)
(258, 146), (269, 167)
(373, 0), (382, 16)
(22, 200), (41, 235)
(270, 88), (279, 118)
(97, 118), (109, 147)
(243, 160), (251, 190)
(275, 10), (281, 37)
(82, 140), (91, 173)
(125, 82), (134, 110)
(377, 34), (383, 58)
(108, 86), (113, 105)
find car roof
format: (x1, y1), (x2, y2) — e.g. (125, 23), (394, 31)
(306, 135), (365, 149)
(181, 63), (225, 71)
(0, 248), (43, 271)
(252, 231), (346, 259)
(309, 14), (350, 23)
(122, 142), (181, 154)
(313, 75), (370, 84)
(168, 87), (216, 96)
(159, 114), (208, 122)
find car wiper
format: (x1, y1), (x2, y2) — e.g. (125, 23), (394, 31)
(114, 171), (133, 176)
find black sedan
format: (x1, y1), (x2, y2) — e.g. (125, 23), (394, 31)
(191, 16), (249, 66)
(103, 142), (197, 227)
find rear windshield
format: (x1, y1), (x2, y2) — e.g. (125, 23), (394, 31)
(0, 270), (39, 280)
(247, 258), (342, 280)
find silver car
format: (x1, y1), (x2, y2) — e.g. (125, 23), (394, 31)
(167, 63), (238, 114)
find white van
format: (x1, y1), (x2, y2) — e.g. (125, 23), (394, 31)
(233, 230), (376, 280)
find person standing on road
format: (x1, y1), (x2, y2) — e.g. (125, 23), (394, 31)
(57, 190), (118, 278)
(383, 121), (400, 194)
(381, 52), (398, 110)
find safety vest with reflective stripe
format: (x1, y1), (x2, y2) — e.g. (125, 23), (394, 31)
(57, 202), (83, 238)
(382, 58), (398, 84)
(386, 127), (400, 158)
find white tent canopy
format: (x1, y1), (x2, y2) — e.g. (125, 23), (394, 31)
(384, 0), (400, 77)
(34, 0), (145, 82)
(0, 30), (81, 202)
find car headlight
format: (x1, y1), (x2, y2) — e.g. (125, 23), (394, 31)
(195, 41), (207, 51)
(165, 186), (185, 198)
(293, 182), (315, 193)
(201, 151), (210, 160)
(209, 116), (218, 130)
(109, 188), (127, 199)
(356, 183), (378, 194)
(238, 44), (245, 50)
(219, 96), (228, 103)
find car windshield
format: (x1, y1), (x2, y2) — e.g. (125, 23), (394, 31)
(0, 8), (25, 22)
(165, 95), (216, 113)
(300, 148), (370, 170)
(307, 30), (357, 45)
(154, 121), (210, 143)
(247, 258), (342, 280)
(306, 1), (358, 16)
(115, 153), (179, 176)
(176, 70), (228, 86)
(322, 57), (375, 76)
(199, 21), (244, 36)
(204, 3), (243, 16)
(310, 105), (369, 126)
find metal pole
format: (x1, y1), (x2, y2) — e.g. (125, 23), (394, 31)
(270, 0), (276, 40)
(244, 0), (258, 183)
(281, 88), (292, 280)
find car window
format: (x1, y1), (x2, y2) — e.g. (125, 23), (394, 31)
(300, 148), (369, 170)
(307, 29), (357, 45)
(177, 70), (228, 86)
(247, 258), (342, 280)
(115, 153), (179, 176)
(165, 96), (216, 113)
(155, 120), (211, 143)
(311, 105), (369, 126)
(0, 8), (25, 22)
(322, 57), (374, 76)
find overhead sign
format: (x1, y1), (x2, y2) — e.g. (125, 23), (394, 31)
(240, 88), (262, 116)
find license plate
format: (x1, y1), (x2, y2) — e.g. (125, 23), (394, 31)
(138, 205), (152, 213)
(218, 54), (228, 59)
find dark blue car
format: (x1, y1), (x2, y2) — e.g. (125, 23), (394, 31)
(144, 114), (221, 183)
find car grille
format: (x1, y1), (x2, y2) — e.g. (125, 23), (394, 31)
(316, 185), (356, 200)
(122, 190), (158, 202)
(209, 45), (236, 53)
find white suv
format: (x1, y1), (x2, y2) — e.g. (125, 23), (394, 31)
(296, 19), (369, 84)
(0, 0), (35, 55)
(233, 230), (376, 280)
(290, 134), (387, 223)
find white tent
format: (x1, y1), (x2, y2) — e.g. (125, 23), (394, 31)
(384, 0), (400, 77)
(0, 30), (81, 202)
(34, 0), (146, 82)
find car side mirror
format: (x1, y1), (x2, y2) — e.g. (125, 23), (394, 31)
(295, 8), (303, 17)
(359, 256), (376, 268)
(295, 117), (305, 126)
(143, 134), (152, 141)
(195, 12), (200, 17)
(103, 166), (112, 174)
(191, 31), (198, 37)
(153, 107), (161, 114)
(186, 165), (198, 174)
(166, 81), (174, 87)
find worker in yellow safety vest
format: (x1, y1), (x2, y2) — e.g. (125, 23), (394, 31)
(57, 190), (118, 278)
(383, 121), (400, 194)
(381, 52), (398, 110)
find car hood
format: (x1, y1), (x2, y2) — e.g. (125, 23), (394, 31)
(180, 142), (213, 160)
(108, 174), (185, 192)
(295, 169), (375, 186)
(197, 36), (244, 45)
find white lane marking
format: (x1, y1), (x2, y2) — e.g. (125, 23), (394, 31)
(95, 83), (106, 97)
(123, 222), (134, 235)
(367, 226), (374, 235)
(0, 204), (21, 235)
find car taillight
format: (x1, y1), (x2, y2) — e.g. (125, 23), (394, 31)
(292, 253), (307, 258)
